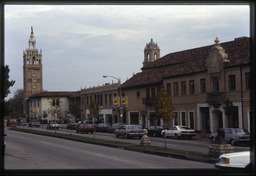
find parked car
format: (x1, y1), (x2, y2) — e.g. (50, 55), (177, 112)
(215, 151), (251, 170)
(107, 123), (125, 133)
(83, 120), (93, 124)
(47, 122), (59, 130)
(161, 125), (195, 139)
(114, 124), (144, 139)
(66, 122), (79, 130)
(95, 123), (111, 132)
(147, 125), (164, 137)
(6, 119), (17, 127)
(28, 119), (40, 127)
(76, 124), (95, 134)
(209, 128), (250, 146)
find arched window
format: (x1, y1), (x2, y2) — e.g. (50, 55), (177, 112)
(154, 53), (157, 60)
(32, 57), (36, 65)
(147, 53), (150, 62)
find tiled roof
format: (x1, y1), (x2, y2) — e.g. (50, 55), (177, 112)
(28, 91), (80, 98)
(122, 37), (250, 89)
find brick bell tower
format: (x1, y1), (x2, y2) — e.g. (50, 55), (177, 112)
(23, 27), (43, 117)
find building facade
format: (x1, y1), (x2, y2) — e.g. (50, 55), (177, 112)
(23, 27), (43, 117)
(80, 82), (121, 124)
(121, 37), (251, 133)
(27, 91), (79, 123)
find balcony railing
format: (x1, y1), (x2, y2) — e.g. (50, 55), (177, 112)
(206, 92), (226, 108)
(142, 97), (154, 106)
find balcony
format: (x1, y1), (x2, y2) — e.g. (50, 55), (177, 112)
(206, 92), (226, 108)
(142, 97), (154, 106)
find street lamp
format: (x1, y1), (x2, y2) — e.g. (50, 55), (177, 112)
(103, 75), (123, 123)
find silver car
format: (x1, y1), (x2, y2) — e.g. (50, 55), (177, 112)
(47, 122), (59, 130)
(209, 128), (250, 146)
(114, 125), (144, 139)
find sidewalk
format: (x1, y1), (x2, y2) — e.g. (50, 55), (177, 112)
(193, 133), (210, 143)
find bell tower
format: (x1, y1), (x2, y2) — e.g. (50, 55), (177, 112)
(143, 38), (160, 67)
(23, 27), (43, 111)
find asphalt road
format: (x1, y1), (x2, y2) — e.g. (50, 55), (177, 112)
(5, 129), (216, 170)
(16, 125), (250, 154)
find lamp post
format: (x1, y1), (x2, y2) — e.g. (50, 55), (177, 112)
(103, 75), (122, 123)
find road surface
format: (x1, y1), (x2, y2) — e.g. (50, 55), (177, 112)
(5, 129), (215, 170)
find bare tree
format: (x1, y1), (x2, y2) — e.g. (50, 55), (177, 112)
(8, 89), (24, 118)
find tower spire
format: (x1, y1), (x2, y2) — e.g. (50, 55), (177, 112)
(29, 26), (36, 49)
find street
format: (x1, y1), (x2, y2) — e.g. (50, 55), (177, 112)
(15, 125), (250, 154)
(5, 128), (216, 169)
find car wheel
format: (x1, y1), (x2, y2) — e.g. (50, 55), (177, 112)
(125, 133), (129, 139)
(162, 132), (166, 138)
(91, 131), (93, 134)
(211, 137), (216, 143)
(85, 131), (88, 134)
(230, 139), (235, 146)
(76, 130), (79, 133)
(115, 133), (119, 138)
(174, 134), (179, 139)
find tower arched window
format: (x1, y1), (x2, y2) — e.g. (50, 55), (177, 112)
(32, 57), (36, 65)
(147, 53), (150, 62)
(154, 53), (157, 61)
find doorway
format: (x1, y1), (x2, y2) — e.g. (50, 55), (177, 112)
(200, 107), (210, 133)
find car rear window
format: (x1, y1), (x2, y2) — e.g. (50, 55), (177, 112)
(179, 127), (192, 130)
(127, 125), (142, 129)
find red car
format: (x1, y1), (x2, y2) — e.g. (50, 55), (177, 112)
(76, 124), (95, 134)
(7, 119), (17, 127)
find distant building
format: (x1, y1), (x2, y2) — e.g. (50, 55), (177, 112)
(80, 82), (120, 124)
(27, 91), (80, 123)
(122, 37), (251, 133)
(23, 27), (43, 117)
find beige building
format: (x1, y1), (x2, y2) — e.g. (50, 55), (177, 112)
(121, 37), (251, 133)
(23, 27), (43, 117)
(80, 82), (121, 124)
(27, 91), (79, 122)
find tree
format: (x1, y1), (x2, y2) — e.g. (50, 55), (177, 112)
(153, 87), (176, 128)
(223, 99), (238, 128)
(69, 101), (81, 120)
(89, 101), (99, 123)
(8, 89), (24, 118)
(42, 110), (48, 119)
(223, 99), (235, 117)
(1, 65), (15, 99)
(48, 97), (62, 122)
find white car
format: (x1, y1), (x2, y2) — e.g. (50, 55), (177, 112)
(161, 125), (195, 139)
(215, 151), (251, 170)
(47, 122), (59, 130)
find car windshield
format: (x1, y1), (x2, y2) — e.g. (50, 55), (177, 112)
(235, 128), (249, 134)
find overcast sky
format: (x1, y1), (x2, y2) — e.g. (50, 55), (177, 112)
(4, 5), (250, 99)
